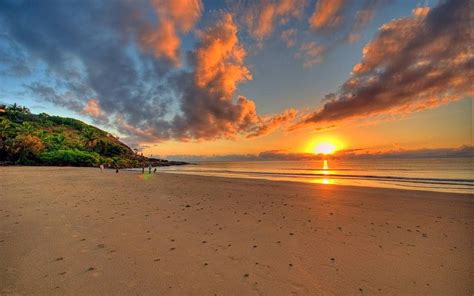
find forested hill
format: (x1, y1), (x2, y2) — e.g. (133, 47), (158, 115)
(0, 104), (186, 168)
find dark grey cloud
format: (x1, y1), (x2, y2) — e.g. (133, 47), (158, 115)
(0, 34), (32, 76)
(25, 82), (85, 113)
(0, 0), (175, 136)
(0, 0), (292, 145)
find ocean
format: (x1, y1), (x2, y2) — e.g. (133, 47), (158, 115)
(156, 158), (474, 194)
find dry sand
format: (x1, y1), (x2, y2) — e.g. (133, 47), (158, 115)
(0, 167), (473, 295)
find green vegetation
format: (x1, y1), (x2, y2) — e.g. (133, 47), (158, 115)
(0, 103), (156, 167)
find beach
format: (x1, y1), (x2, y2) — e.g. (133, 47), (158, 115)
(1, 167), (473, 295)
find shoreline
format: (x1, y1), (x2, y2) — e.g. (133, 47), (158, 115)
(156, 169), (474, 196)
(1, 167), (473, 294)
(4, 165), (471, 196)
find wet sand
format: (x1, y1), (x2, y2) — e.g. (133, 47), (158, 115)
(1, 167), (473, 295)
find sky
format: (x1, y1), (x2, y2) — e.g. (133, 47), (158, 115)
(0, 0), (472, 160)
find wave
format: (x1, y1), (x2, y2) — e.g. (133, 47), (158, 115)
(160, 168), (474, 187)
(288, 167), (470, 172)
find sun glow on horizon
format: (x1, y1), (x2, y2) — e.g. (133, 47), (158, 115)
(314, 142), (337, 155)
(305, 137), (344, 155)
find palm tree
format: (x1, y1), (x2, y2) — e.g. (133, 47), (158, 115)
(83, 128), (98, 149)
(8, 103), (30, 113)
(19, 122), (35, 134)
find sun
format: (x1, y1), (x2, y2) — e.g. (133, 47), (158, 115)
(314, 142), (337, 155)
(305, 137), (343, 155)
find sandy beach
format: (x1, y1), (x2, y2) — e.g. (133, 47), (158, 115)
(0, 167), (473, 295)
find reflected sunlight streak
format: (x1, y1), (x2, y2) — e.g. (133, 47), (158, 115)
(321, 159), (332, 184)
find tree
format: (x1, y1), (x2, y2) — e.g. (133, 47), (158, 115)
(12, 134), (45, 163)
(7, 103), (30, 113)
(39, 149), (100, 166)
(0, 118), (18, 161)
(19, 122), (36, 134)
(82, 128), (98, 149)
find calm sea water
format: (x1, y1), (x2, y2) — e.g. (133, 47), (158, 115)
(156, 158), (473, 194)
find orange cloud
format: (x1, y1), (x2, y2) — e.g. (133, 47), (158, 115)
(296, 41), (326, 67)
(83, 99), (103, 118)
(154, 0), (203, 32)
(247, 108), (297, 138)
(281, 28), (297, 47)
(243, 0), (306, 41)
(309, 0), (345, 29)
(194, 13), (252, 97)
(412, 6), (430, 17)
(296, 0), (473, 128)
(140, 20), (181, 65)
(139, 0), (202, 65)
(170, 13), (297, 141)
(346, 2), (378, 43)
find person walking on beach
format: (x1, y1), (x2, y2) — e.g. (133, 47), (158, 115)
(100, 164), (104, 172)
(148, 164), (152, 174)
(153, 168), (157, 174)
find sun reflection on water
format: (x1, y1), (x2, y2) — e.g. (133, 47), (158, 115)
(323, 159), (329, 175)
(320, 159), (333, 184)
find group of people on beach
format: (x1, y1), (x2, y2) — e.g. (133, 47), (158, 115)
(99, 164), (156, 174)
(99, 164), (119, 173)
(141, 164), (157, 174)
